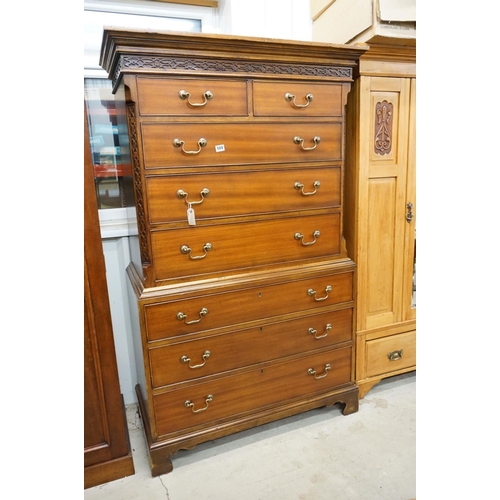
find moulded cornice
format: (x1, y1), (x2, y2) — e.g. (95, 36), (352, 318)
(100, 27), (369, 91)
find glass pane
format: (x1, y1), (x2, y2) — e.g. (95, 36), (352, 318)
(84, 78), (133, 209)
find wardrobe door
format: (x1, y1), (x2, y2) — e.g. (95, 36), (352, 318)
(84, 104), (134, 489)
(357, 76), (411, 332)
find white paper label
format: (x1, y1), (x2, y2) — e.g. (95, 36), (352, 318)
(187, 204), (196, 225)
(215, 144), (225, 153)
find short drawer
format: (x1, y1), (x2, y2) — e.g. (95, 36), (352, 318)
(144, 270), (353, 342)
(253, 81), (343, 117)
(153, 346), (352, 436)
(151, 213), (341, 281)
(136, 78), (248, 116)
(149, 308), (352, 388)
(146, 166), (341, 224)
(141, 122), (342, 168)
(365, 330), (416, 378)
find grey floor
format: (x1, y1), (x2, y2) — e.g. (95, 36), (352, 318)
(84, 372), (416, 500)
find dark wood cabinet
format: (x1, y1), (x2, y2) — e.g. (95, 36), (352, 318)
(84, 105), (135, 489)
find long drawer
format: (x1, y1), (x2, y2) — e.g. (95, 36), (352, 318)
(252, 81), (343, 117)
(141, 122), (342, 168)
(136, 78), (249, 117)
(144, 270), (353, 342)
(149, 308), (352, 388)
(151, 213), (341, 281)
(365, 330), (416, 378)
(147, 167), (341, 224)
(153, 346), (352, 436)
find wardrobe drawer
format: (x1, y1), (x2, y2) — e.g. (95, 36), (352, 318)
(253, 81), (343, 117)
(141, 122), (342, 168)
(365, 330), (416, 378)
(147, 167), (341, 224)
(149, 308), (352, 388)
(144, 270), (353, 342)
(151, 213), (341, 280)
(136, 78), (248, 116)
(153, 346), (352, 436)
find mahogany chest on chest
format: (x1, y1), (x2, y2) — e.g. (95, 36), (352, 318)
(100, 28), (367, 476)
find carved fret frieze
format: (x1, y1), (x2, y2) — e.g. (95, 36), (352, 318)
(374, 100), (393, 155)
(112, 55), (352, 87)
(126, 103), (150, 267)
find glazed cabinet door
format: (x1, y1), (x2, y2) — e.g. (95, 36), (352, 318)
(356, 76), (412, 332)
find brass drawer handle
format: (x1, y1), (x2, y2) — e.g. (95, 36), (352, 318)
(293, 135), (321, 151)
(180, 242), (212, 260)
(173, 137), (207, 155)
(308, 324), (332, 340)
(178, 89), (214, 107)
(308, 363), (331, 379)
(177, 188), (210, 205)
(295, 230), (320, 246)
(184, 394), (214, 413)
(285, 92), (313, 108)
(180, 350), (211, 369)
(307, 285), (332, 301)
(177, 307), (208, 325)
(388, 349), (404, 361)
(294, 180), (320, 196)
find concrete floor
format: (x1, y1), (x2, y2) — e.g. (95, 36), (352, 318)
(84, 372), (416, 500)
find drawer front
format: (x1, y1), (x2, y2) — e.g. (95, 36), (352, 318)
(253, 81), (343, 117)
(365, 330), (416, 378)
(149, 308), (352, 388)
(136, 78), (249, 116)
(144, 270), (353, 342)
(151, 213), (341, 280)
(147, 167), (341, 224)
(142, 122), (342, 168)
(153, 346), (351, 436)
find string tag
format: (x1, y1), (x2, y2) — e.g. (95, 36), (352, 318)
(187, 203), (196, 225)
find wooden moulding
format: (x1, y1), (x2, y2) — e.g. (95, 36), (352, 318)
(356, 35), (416, 78)
(100, 27), (369, 93)
(136, 382), (359, 477)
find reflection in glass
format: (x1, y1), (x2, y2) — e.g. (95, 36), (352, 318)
(84, 78), (132, 209)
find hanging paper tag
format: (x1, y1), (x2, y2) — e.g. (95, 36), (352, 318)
(187, 204), (196, 225)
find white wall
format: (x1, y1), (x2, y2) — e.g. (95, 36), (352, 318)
(218, 0), (312, 40)
(87, 0), (313, 405)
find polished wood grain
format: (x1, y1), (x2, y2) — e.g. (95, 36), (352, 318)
(101, 28), (367, 476)
(150, 213), (341, 282)
(365, 330), (416, 379)
(153, 346), (352, 436)
(141, 122), (342, 169)
(344, 38), (416, 398)
(149, 308), (352, 387)
(252, 81), (343, 117)
(137, 77), (249, 116)
(143, 269), (353, 342)
(146, 166), (341, 224)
